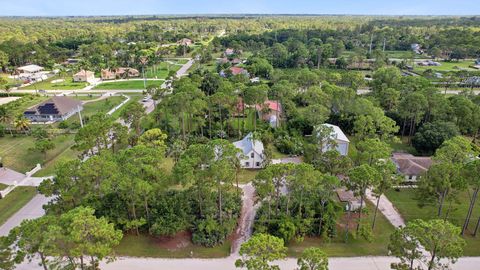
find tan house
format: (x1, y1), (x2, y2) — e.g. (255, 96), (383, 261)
(101, 68), (140, 80)
(101, 69), (116, 80)
(73, 70), (95, 83)
(115, 67), (140, 78)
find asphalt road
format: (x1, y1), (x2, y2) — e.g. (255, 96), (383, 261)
(0, 194), (48, 236)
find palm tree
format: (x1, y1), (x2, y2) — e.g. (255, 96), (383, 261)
(14, 116), (30, 135)
(0, 107), (13, 136)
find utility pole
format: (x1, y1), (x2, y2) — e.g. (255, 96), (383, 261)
(78, 105), (84, 128)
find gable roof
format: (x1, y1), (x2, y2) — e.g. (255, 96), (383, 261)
(25, 96), (82, 116)
(233, 133), (264, 156)
(74, 70), (94, 77)
(321, 123), (349, 142)
(391, 153), (433, 176)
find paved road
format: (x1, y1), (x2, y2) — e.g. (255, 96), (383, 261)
(176, 59), (194, 77)
(0, 194), (48, 236)
(366, 189), (405, 228)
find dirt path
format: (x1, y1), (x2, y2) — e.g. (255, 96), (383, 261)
(231, 183), (259, 255)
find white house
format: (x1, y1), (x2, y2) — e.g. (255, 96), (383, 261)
(233, 133), (265, 169)
(316, 123), (350, 156)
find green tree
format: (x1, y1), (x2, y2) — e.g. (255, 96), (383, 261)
(371, 160), (397, 229)
(296, 247), (328, 270)
(121, 101), (146, 137)
(235, 233), (287, 270)
(461, 159), (480, 236)
(34, 139), (55, 159)
(388, 224), (424, 270)
(347, 164), (380, 233)
(138, 128), (167, 150)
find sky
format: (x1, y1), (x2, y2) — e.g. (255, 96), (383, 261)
(1, 0), (479, 16)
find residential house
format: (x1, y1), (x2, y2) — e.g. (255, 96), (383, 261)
(233, 133), (265, 169)
(224, 48), (235, 56)
(391, 153), (432, 182)
(115, 67), (140, 78)
(16, 64), (44, 74)
(229, 67), (249, 76)
(24, 96), (83, 123)
(73, 70), (95, 83)
(255, 100), (283, 128)
(316, 123), (350, 156)
(101, 69), (116, 80)
(336, 188), (363, 211)
(177, 38), (193, 46)
(411, 43), (423, 54)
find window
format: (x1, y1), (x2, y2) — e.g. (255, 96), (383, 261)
(245, 162), (250, 167)
(256, 162), (260, 167)
(250, 153), (254, 158)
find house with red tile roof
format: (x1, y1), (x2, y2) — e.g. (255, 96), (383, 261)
(255, 100), (283, 127)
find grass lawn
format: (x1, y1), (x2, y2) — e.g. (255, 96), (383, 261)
(413, 60), (477, 73)
(0, 187), (37, 226)
(385, 188), (480, 256)
(237, 169), (259, 184)
(3, 95), (48, 116)
(62, 96), (126, 126)
(145, 62), (181, 79)
(0, 183), (7, 190)
(271, 146), (289, 159)
(0, 134), (76, 173)
(93, 80), (163, 90)
(110, 94), (142, 119)
(115, 234), (231, 258)
(287, 202), (396, 257)
(21, 76), (87, 90)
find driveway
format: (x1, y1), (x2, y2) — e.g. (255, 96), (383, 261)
(0, 194), (49, 236)
(0, 168), (26, 186)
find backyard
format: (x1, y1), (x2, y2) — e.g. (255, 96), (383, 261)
(385, 188), (480, 255)
(413, 60), (478, 73)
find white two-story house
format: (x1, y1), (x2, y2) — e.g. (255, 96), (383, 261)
(233, 133), (265, 169)
(316, 123), (350, 156)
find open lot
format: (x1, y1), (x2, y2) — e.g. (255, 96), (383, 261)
(414, 60), (478, 73)
(0, 134), (76, 173)
(21, 76), (87, 90)
(116, 233), (231, 258)
(287, 202), (395, 257)
(385, 188), (480, 256)
(93, 80), (164, 90)
(145, 62), (182, 79)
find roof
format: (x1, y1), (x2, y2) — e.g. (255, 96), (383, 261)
(230, 66), (247, 76)
(391, 153), (433, 176)
(233, 133), (264, 156)
(17, 64), (44, 73)
(256, 100), (282, 113)
(24, 96), (82, 116)
(74, 70), (94, 77)
(225, 48), (235, 54)
(336, 188), (360, 203)
(320, 123), (350, 142)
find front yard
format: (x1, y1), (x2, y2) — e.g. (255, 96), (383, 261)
(385, 188), (480, 256)
(20, 76), (87, 90)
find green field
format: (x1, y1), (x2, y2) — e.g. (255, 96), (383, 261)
(21, 76), (87, 90)
(287, 202), (395, 257)
(385, 188), (480, 256)
(2, 95), (49, 116)
(0, 187), (37, 226)
(145, 62), (182, 79)
(414, 60), (478, 73)
(93, 80), (163, 90)
(115, 234), (231, 258)
(62, 95), (126, 127)
(0, 134), (76, 173)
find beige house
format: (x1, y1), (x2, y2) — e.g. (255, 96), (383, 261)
(101, 69), (116, 80)
(73, 70), (95, 83)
